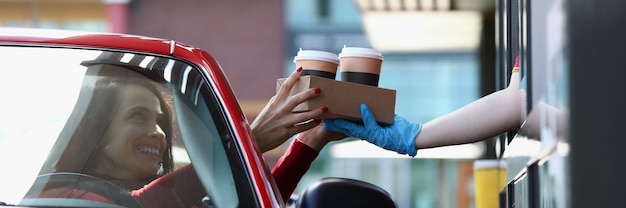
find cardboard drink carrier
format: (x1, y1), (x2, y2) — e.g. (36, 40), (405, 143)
(277, 48), (396, 125)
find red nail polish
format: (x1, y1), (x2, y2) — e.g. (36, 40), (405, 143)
(314, 88), (321, 94)
(321, 106), (328, 112)
(297, 66), (303, 72)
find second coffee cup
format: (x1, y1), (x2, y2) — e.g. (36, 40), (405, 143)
(293, 49), (339, 79)
(338, 47), (384, 86)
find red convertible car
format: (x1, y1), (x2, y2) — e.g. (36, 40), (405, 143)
(0, 28), (395, 208)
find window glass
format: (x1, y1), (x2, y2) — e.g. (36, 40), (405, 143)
(0, 47), (251, 207)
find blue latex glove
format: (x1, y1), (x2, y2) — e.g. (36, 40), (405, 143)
(324, 104), (422, 157)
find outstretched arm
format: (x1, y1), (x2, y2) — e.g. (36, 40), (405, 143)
(416, 57), (525, 148)
(416, 72), (524, 148)
(325, 56), (525, 156)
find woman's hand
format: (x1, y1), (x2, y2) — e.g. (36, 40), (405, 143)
(252, 67), (328, 152)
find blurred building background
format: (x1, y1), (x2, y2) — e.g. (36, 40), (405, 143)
(0, 0), (496, 207)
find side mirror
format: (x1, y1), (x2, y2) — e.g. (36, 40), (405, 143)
(295, 177), (397, 208)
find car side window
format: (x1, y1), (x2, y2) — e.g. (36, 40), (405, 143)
(0, 48), (254, 207)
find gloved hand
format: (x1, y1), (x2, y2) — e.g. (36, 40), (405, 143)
(324, 104), (422, 157)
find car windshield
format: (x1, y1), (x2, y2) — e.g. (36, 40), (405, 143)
(0, 46), (254, 207)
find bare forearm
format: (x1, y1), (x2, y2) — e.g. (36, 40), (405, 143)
(415, 86), (525, 149)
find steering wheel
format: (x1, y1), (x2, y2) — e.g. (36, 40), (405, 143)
(25, 172), (144, 208)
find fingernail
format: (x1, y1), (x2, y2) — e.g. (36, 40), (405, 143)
(297, 66), (303, 72)
(322, 106), (328, 112)
(314, 88), (321, 94)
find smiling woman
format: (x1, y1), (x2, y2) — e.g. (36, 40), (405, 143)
(4, 46), (325, 208)
(13, 50), (237, 208)
(29, 64), (196, 207)
(54, 76), (173, 181)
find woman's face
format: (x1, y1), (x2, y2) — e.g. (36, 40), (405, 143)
(93, 84), (167, 180)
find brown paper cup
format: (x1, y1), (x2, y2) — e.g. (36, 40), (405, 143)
(293, 49), (339, 79)
(338, 47), (384, 86)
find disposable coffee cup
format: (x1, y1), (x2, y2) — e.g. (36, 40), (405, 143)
(293, 49), (339, 79)
(338, 47), (384, 86)
(473, 159), (507, 208)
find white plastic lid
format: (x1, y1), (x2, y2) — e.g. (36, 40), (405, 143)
(293, 49), (340, 64)
(473, 159), (507, 170)
(338, 46), (384, 61)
